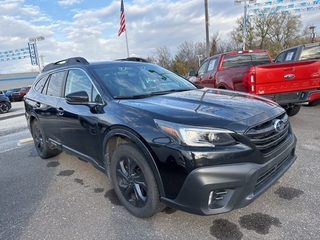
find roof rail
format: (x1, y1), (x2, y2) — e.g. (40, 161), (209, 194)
(42, 57), (89, 72)
(115, 57), (149, 62)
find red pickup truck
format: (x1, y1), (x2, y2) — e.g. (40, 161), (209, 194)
(189, 49), (320, 116)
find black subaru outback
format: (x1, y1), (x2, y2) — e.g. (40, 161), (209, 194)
(24, 57), (297, 218)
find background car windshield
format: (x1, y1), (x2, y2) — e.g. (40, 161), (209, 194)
(91, 63), (196, 97)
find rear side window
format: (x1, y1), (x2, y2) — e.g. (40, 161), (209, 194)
(300, 45), (320, 60)
(207, 58), (218, 72)
(46, 71), (65, 97)
(34, 76), (49, 93)
(284, 50), (297, 61)
(222, 52), (271, 68)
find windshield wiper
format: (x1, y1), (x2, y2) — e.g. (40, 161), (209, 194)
(113, 94), (152, 99)
(148, 70), (167, 80)
(113, 89), (191, 99)
(149, 89), (191, 95)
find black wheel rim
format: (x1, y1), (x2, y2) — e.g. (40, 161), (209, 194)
(0, 103), (9, 113)
(34, 125), (44, 153)
(116, 156), (147, 208)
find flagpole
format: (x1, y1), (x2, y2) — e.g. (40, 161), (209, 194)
(118, 0), (129, 57)
(125, 29), (129, 57)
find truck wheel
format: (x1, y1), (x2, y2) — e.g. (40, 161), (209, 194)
(306, 100), (319, 107)
(110, 143), (164, 218)
(286, 105), (301, 117)
(31, 120), (61, 159)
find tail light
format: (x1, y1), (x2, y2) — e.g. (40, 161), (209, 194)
(242, 71), (256, 93)
(309, 92), (320, 102)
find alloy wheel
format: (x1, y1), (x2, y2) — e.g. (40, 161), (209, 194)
(115, 156), (148, 208)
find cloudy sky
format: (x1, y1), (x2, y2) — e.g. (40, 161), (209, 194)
(1, 0), (319, 74)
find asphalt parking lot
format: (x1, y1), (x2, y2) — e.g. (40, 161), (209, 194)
(0, 102), (320, 240)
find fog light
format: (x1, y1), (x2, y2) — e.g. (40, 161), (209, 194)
(208, 190), (228, 205)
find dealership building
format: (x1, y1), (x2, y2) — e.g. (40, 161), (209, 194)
(0, 72), (38, 92)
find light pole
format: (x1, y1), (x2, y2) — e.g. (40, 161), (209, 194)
(204, 0), (210, 58)
(196, 54), (202, 67)
(234, 0), (256, 50)
(28, 36), (45, 72)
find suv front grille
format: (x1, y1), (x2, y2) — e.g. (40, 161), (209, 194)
(245, 113), (290, 155)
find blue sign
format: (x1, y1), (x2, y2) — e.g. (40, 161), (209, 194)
(28, 42), (38, 66)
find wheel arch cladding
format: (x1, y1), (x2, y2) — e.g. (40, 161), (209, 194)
(102, 127), (166, 197)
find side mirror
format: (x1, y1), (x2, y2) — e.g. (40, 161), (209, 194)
(66, 91), (89, 105)
(189, 70), (197, 77)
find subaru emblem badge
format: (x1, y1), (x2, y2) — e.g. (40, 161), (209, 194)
(273, 119), (285, 132)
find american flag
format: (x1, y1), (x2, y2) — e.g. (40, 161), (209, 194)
(118, 0), (126, 36)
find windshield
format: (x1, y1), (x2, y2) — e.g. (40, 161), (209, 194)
(91, 62), (196, 98)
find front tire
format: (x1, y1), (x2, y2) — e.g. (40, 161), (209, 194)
(31, 120), (61, 159)
(285, 105), (301, 117)
(110, 143), (163, 218)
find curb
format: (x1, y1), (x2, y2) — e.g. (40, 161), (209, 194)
(17, 137), (33, 147)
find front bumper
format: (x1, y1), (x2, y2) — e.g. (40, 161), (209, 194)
(160, 134), (297, 215)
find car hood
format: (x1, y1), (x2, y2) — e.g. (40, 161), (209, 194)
(119, 88), (285, 132)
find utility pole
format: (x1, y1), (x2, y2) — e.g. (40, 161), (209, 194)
(204, 0), (210, 58)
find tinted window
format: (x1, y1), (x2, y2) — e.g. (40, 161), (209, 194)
(300, 45), (320, 60)
(91, 63), (196, 97)
(274, 51), (286, 63)
(222, 52), (271, 68)
(46, 71), (65, 97)
(34, 76), (49, 93)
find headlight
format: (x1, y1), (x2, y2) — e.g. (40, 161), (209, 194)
(154, 119), (236, 147)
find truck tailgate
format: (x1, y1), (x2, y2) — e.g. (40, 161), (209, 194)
(254, 60), (320, 95)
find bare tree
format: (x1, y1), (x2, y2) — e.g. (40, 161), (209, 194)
(251, 10), (275, 49)
(175, 41), (202, 72)
(267, 11), (302, 52)
(209, 31), (220, 56)
(230, 16), (255, 50)
(152, 46), (172, 70)
(230, 10), (304, 57)
(172, 56), (189, 77)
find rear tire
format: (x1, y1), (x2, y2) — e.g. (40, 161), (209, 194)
(110, 143), (164, 218)
(306, 100), (319, 107)
(31, 120), (61, 159)
(285, 105), (301, 117)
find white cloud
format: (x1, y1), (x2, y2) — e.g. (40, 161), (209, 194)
(58, 0), (82, 7)
(0, 0), (319, 74)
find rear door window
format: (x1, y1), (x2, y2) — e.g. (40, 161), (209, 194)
(198, 61), (209, 75)
(46, 71), (65, 97)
